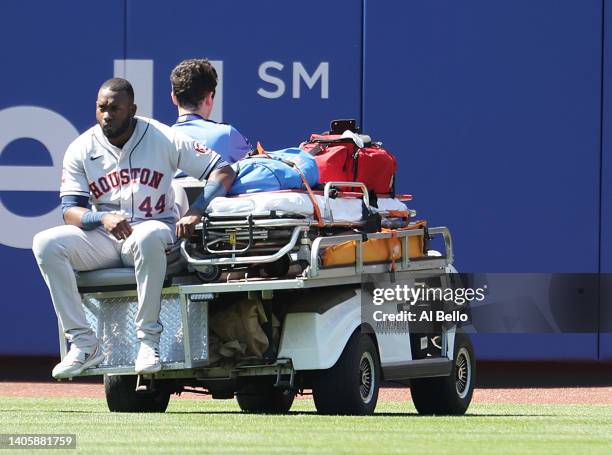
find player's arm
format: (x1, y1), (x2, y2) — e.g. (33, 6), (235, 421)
(62, 196), (132, 240)
(176, 162), (235, 239)
(60, 142), (132, 239)
(172, 129), (237, 238)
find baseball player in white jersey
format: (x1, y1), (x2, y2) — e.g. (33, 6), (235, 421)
(32, 78), (235, 378)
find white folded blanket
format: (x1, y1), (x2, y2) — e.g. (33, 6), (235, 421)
(207, 191), (407, 223)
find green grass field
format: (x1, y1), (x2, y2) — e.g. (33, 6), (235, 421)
(1, 397), (611, 454)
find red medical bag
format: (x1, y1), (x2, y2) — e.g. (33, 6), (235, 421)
(302, 132), (397, 195)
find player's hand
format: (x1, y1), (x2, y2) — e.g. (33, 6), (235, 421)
(176, 208), (203, 239)
(101, 213), (133, 240)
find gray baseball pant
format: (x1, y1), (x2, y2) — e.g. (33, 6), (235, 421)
(32, 220), (175, 349)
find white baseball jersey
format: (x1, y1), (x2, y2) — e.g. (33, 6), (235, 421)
(60, 116), (220, 222)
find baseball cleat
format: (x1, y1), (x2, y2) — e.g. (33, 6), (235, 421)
(52, 343), (104, 379)
(134, 339), (162, 374)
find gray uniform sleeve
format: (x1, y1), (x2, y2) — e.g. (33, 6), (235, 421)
(59, 142), (90, 198)
(172, 129), (221, 181)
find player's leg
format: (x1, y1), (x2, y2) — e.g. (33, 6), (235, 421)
(120, 220), (175, 373)
(32, 225), (121, 377)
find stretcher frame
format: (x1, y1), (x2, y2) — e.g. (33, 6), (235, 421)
(181, 181), (422, 272)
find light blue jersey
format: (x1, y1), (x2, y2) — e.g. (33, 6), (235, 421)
(172, 114), (251, 164)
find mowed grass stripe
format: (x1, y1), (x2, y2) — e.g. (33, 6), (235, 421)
(0, 397), (610, 454)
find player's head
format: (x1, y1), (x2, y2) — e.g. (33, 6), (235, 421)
(170, 59), (217, 117)
(96, 78), (137, 141)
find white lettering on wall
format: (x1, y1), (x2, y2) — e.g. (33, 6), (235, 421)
(257, 61), (329, 99)
(113, 59), (154, 118)
(257, 61), (286, 99)
(293, 62), (329, 99)
(0, 106), (79, 249)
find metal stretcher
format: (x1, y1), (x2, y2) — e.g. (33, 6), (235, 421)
(179, 181), (453, 282)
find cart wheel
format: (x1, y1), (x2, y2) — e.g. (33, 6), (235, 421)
(236, 380), (295, 414)
(104, 375), (172, 413)
(262, 255), (290, 278)
(312, 331), (380, 415)
(196, 265), (222, 283)
(410, 332), (475, 415)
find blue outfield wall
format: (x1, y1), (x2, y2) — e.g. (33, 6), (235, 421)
(124, 0), (362, 148)
(0, 0), (126, 355)
(363, 0), (604, 360)
(0, 0), (609, 359)
(0, 0), (362, 356)
(600, 0), (612, 360)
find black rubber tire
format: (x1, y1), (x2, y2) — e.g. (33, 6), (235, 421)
(196, 265), (222, 283)
(104, 375), (172, 413)
(262, 255), (291, 278)
(312, 331), (380, 415)
(235, 380), (295, 414)
(410, 332), (476, 415)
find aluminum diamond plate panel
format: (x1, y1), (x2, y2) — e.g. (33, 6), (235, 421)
(187, 299), (208, 361)
(82, 294), (207, 367)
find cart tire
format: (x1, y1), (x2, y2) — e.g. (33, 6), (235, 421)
(196, 265), (222, 283)
(312, 331), (380, 415)
(236, 381), (295, 414)
(410, 332), (475, 415)
(262, 255), (290, 278)
(104, 375), (172, 413)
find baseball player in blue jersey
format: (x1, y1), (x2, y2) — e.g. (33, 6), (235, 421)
(170, 59), (251, 163)
(32, 78), (235, 378)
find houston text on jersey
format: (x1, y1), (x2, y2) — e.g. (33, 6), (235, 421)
(88, 168), (164, 198)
